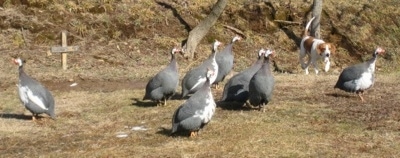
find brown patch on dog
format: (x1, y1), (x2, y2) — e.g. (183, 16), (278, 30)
(303, 38), (314, 53)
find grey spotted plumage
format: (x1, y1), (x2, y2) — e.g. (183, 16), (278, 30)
(248, 49), (275, 112)
(334, 47), (385, 102)
(213, 35), (241, 87)
(171, 69), (216, 137)
(181, 40), (221, 98)
(221, 49), (266, 106)
(14, 58), (55, 120)
(143, 48), (182, 106)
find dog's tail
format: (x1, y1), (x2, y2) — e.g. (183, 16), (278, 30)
(303, 16), (316, 37)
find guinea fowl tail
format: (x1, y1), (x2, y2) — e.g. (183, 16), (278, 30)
(143, 94), (150, 100)
(181, 89), (188, 98)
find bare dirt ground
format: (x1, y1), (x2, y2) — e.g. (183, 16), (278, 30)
(0, 0), (399, 157)
(1, 73), (399, 157)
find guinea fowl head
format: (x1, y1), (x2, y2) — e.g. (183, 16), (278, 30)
(171, 47), (183, 56)
(374, 47), (385, 57)
(12, 58), (24, 67)
(212, 40), (222, 53)
(264, 49), (275, 58)
(257, 48), (267, 59)
(231, 35), (242, 43)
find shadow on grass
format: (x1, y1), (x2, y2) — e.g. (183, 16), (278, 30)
(325, 92), (353, 99)
(170, 93), (187, 100)
(131, 93), (185, 107)
(156, 127), (174, 136)
(157, 127), (196, 138)
(0, 113), (33, 120)
(217, 101), (252, 111)
(131, 98), (158, 107)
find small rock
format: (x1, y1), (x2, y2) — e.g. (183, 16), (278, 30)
(116, 132), (128, 138)
(131, 126), (148, 131)
(70, 83), (78, 87)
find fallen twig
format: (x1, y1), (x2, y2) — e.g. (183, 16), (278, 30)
(274, 20), (301, 25)
(222, 24), (246, 39)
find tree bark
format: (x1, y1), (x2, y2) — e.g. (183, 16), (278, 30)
(311, 0), (322, 39)
(182, 0), (228, 59)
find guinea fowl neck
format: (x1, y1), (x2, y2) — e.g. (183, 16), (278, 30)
(261, 57), (271, 73)
(18, 65), (24, 76)
(169, 53), (178, 70)
(264, 56), (271, 63)
(209, 49), (217, 60)
(367, 52), (379, 65)
(203, 76), (212, 90)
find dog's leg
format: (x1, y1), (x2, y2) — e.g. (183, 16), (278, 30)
(299, 43), (307, 69)
(312, 61), (319, 75)
(324, 59), (330, 72)
(304, 55), (312, 75)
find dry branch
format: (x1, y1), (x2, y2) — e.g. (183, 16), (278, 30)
(273, 20), (301, 25)
(222, 24), (246, 39)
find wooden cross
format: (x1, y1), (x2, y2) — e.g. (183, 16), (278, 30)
(51, 30), (79, 70)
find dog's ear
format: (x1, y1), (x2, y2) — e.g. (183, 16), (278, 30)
(317, 44), (325, 55)
(330, 44), (336, 54)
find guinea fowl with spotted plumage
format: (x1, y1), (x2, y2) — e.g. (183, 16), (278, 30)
(13, 58), (55, 121)
(334, 47), (385, 102)
(181, 40), (221, 98)
(248, 49), (275, 112)
(213, 35), (241, 88)
(171, 68), (216, 137)
(221, 49), (266, 106)
(143, 48), (182, 106)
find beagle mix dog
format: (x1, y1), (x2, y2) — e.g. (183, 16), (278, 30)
(299, 17), (336, 75)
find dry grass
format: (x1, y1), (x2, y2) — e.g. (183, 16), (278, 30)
(1, 0), (400, 157)
(1, 73), (399, 157)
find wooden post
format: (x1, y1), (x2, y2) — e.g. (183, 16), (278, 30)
(61, 31), (68, 70)
(51, 31), (79, 70)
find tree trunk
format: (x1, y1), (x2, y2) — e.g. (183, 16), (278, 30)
(182, 0), (228, 59)
(311, 0), (322, 39)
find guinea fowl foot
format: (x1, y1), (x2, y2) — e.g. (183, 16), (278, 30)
(357, 91), (365, 102)
(190, 131), (197, 137)
(212, 83), (219, 89)
(259, 106), (265, 113)
(358, 94), (365, 102)
(32, 115), (37, 121)
(244, 101), (253, 108)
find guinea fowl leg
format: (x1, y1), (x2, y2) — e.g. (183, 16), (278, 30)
(259, 103), (265, 113)
(163, 98), (167, 106)
(357, 91), (365, 102)
(244, 101), (252, 108)
(32, 115), (37, 121)
(157, 100), (163, 107)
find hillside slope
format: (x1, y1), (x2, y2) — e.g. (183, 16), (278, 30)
(0, 0), (398, 83)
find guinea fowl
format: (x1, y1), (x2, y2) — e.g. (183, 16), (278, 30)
(181, 40), (221, 98)
(213, 35), (241, 88)
(171, 68), (216, 137)
(221, 49), (266, 106)
(248, 49), (275, 112)
(143, 48), (182, 106)
(13, 58), (55, 121)
(334, 47), (385, 102)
